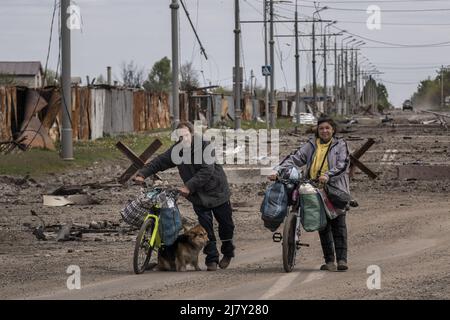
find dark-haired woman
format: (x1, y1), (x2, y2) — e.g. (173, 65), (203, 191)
(272, 116), (351, 271)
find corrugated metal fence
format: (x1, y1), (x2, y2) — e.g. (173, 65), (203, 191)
(1, 86), (273, 146)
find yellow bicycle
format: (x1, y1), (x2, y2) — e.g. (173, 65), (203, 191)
(133, 188), (179, 274)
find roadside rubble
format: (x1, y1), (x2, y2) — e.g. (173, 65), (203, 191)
(24, 209), (138, 242)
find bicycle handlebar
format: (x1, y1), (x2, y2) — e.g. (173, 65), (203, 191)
(276, 176), (320, 188)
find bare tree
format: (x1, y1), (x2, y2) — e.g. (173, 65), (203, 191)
(121, 60), (145, 88)
(180, 62), (200, 91)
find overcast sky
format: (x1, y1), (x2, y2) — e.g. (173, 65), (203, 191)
(1, 0), (449, 106)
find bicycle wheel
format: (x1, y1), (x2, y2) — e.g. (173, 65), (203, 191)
(133, 218), (156, 274)
(282, 211), (297, 272)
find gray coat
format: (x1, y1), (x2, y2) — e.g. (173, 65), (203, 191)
(137, 139), (231, 209)
(278, 136), (351, 195)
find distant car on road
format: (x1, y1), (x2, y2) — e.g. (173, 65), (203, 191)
(402, 99), (413, 111)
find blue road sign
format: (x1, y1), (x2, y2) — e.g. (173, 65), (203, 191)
(262, 65), (271, 76)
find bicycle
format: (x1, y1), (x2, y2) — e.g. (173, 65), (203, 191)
(132, 187), (180, 274)
(271, 171), (319, 273)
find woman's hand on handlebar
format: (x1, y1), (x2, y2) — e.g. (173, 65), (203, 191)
(318, 175), (329, 184)
(178, 185), (190, 198)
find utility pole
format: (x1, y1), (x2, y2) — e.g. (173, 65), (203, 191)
(340, 50), (344, 115)
(250, 69), (255, 121)
(344, 49), (348, 115)
(350, 49), (354, 114)
(170, 0), (180, 129)
(312, 21), (317, 114)
(334, 39), (338, 113)
(323, 32), (327, 111)
(250, 69), (254, 98)
(295, 0), (300, 124)
(234, 0), (242, 129)
(355, 51), (359, 110)
(269, 0), (276, 128)
(263, 0), (269, 129)
(61, 0), (73, 160)
(441, 65), (444, 108)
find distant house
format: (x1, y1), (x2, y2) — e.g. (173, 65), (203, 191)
(0, 61), (44, 88)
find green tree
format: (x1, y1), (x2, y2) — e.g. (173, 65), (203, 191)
(44, 69), (58, 86)
(143, 57), (171, 92)
(377, 83), (390, 111)
(0, 74), (16, 86)
(212, 86), (232, 95)
(412, 69), (450, 107)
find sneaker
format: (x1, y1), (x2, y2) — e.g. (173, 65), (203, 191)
(319, 262), (337, 271)
(337, 260), (348, 271)
(206, 262), (218, 271)
(219, 256), (232, 269)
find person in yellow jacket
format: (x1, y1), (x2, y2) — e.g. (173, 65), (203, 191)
(272, 115), (351, 271)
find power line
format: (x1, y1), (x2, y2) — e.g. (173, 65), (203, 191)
(180, 0), (208, 60)
(283, 3), (450, 12)
(274, 22), (290, 91)
(379, 79), (420, 85)
(332, 25), (450, 47)
(297, 0), (450, 3)
(378, 66), (443, 70)
(335, 20), (450, 26)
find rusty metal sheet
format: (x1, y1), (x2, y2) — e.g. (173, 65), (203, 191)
(42, 89), (61, 130)
(133, 90), (144, 131)
(0, 87), (12, 141)
(17, 116), (55, 150)
(21, 90), (47, 129)
(397, 165), (450, 180)
(79, 87), (90, 140)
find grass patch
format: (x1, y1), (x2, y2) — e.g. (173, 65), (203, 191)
(0, 130), (173, 177)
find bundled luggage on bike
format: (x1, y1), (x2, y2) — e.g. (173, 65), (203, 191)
(121, 188), (182, 246)
(260, 182), (289, 232)
(299, 183), (327, 232)
(260, 166), (301, 232)
(120, 187), (184, 274)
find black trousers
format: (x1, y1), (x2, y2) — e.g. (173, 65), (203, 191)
(318, 214), (348, 263)
(193, 200), (235, 264)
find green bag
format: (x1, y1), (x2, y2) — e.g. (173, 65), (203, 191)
(300, 192), (328, 232)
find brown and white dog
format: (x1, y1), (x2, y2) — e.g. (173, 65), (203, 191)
(157, 224), (208, 272)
